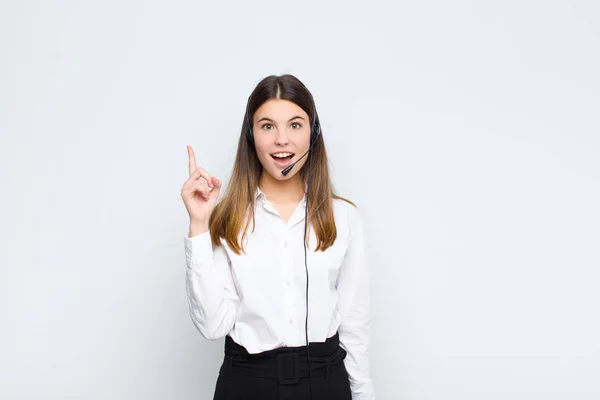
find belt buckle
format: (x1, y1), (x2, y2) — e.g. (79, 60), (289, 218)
(277, 352), (300, 385)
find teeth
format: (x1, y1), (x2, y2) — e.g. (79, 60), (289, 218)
(272, 152), (293, 158)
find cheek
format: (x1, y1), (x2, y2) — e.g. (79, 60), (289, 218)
(253, 144), (270, 162)
(256, 153), (270, 169)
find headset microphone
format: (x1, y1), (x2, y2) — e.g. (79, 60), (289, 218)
(281, 138), (318, 176)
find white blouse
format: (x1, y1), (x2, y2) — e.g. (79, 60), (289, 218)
(184, 186), (374, 399)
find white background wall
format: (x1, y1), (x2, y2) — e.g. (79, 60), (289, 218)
(1, 1), (599, 399)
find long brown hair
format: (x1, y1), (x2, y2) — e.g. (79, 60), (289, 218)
(209, 74), (355, 254)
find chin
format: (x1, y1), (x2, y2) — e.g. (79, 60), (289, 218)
(263, 166), (293, 181)
(273, 170), (294, 180)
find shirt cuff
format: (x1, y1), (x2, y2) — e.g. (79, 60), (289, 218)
(350, 381), (376, 399)
(184, 230), (214, 272)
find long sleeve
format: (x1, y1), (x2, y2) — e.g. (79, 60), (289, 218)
(184, 230), (240, 340)
(336, 208), (375, 399)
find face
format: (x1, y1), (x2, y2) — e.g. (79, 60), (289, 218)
(252, 98), (311, 181)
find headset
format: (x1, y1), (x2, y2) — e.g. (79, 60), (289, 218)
(245, 97), (322, 398)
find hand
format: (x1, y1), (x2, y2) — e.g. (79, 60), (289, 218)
(180, 145), (222, 224)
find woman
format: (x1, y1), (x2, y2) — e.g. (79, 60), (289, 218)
(181, 74), (374, 399)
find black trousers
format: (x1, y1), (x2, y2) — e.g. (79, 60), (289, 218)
(213, 332), (352, 400)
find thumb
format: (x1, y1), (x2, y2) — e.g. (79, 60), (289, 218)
(210, 177), (222, 196)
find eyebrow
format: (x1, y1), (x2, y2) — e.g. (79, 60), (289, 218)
(256, 115), (305, 124)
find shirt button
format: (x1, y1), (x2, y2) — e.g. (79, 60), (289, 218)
(284, 241), (288, 248)
(286, 280), (291, 286)
(289, 319), (294, 324)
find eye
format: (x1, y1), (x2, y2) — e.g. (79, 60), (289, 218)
(261, 123), (274, 130)
(291, 122), (302, 129)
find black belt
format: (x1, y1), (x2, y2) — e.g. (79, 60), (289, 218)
(220, 332), (347, 385)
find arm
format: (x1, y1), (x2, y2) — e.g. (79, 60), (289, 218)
(184, 230), (240, 340)
(336, 208), (375, 399)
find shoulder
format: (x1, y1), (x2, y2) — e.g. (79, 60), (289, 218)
(332, 196), (362, 229)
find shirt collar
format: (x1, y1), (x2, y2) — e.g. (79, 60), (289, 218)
(254, 184), (308, 206)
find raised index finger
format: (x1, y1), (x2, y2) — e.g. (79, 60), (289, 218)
(187, 145), (198, 176)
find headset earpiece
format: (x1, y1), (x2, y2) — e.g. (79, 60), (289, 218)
(311, 118), (321, 145)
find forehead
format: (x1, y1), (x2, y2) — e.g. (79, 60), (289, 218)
(254, 99), (308, 122)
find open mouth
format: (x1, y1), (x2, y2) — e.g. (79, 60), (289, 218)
(271, 153), (295, 162)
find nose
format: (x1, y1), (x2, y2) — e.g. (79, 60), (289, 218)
(274, 127), (289, 145)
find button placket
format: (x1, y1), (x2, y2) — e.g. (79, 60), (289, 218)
(281, 230), (296, 332)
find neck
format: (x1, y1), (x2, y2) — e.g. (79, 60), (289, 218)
(258, 172), (305, 204)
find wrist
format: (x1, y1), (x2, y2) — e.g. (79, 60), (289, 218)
(189, 220), (209, 237)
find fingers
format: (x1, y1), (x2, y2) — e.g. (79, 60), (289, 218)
(182, 169), (222, 200)
(195, 179), (211, 200)
(187, 145), (198, 176)
(181, 176), (210, 201)
(186, 147), (216, 188)
(185, 167), (214, 188)
(210, 176), (222, 188)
